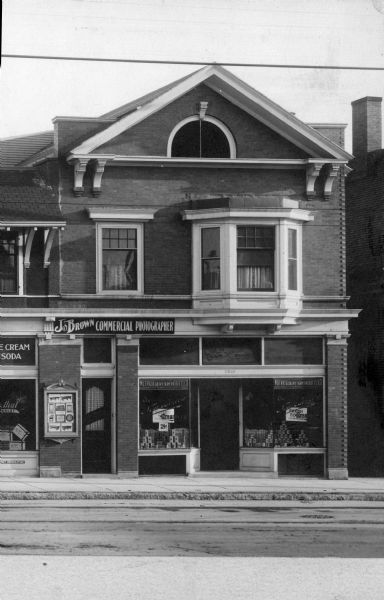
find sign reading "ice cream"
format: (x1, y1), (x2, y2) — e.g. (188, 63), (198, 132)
(0, 337), (36, 365)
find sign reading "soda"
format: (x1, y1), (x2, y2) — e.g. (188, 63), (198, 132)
(0, 337), (36, 365)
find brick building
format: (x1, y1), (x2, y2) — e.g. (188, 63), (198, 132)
(346, 96), (384, 476)
(1, 65), (357, 478)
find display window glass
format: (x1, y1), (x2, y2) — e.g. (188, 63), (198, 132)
(83, 338), (112, 363)
(139, 338), (199, 365)
(0, 380), (36, 450)
(264, 337), (323, 365)
(202, 338), (261, 365)
(139, 385), (190, 449)
(243, 378), (323, 448)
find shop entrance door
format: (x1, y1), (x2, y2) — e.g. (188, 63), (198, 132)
(82, 379), (112, 474)
(199, 380), (239, 471)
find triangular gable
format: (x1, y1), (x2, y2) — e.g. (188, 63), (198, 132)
(69, 65), (352, 160)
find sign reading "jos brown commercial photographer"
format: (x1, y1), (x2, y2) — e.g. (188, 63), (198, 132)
(0, 337), (36, 365)
(53, 317), (175, 335)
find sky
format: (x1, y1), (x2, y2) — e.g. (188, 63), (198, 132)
(1, 0), (384, 152)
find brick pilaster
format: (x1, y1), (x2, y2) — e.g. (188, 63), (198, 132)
(38, 339), (82, 476)
(326, 338), (348, 479)
(116, 338), (139, 476)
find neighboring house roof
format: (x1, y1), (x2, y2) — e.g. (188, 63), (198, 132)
(69, 65), (353, 161)
(0, 169), (64, 225)
(0, 131), (54, 168)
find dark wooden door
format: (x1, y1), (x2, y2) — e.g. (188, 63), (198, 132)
(82, 379), (111, 474)
(199, 380), (239, 471)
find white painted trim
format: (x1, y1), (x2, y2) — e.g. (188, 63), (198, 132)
(66, 155), (348, 169)
(68, 65), (352, 160)
(96, 222), (144, 295)
(88, 208), (156, 222)
(183, 208), (314, 222)
(166, 115), (236, 158)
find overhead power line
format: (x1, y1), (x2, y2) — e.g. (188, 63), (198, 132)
(2, 54), (384, 70)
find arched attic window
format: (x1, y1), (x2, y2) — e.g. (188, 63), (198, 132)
(167, 115), (236, 159)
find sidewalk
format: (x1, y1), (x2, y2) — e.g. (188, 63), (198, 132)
(2, 475), (384, 500)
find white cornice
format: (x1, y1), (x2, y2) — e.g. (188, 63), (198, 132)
(0, 221), (66, 227)
(67, 154), (348, 169)
(87, 208), (156, 221)
(182, 207), (314, 222)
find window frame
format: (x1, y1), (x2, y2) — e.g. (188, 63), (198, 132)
(0, 230), (20, 295)
(189, 214), (308, 300)
(96, 222), (144, 295)
(236, 225), (276, 292)
(167, 116), (237, 159)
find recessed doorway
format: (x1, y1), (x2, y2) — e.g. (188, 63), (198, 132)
(82, 379), (112, 474)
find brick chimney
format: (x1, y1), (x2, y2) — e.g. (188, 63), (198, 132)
(352, 97), (382, 157)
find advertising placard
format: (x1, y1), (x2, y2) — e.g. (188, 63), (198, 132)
(44, 383), (78, 438)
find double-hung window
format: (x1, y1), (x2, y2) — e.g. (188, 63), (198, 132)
(91, 208), (156, 295)
(102, 226), (138, 291)
(98, 223), (142, 293)
(237, 226), (275, 291)
(0, 231), (18, 294)
(201, 227), (221, 290)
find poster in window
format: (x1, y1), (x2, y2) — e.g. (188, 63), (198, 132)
(44, 383), (78, 438)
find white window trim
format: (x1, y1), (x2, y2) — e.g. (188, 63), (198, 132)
(96, 222), (144, 295)
(167, 115), (237, 158)
(191, 216), (307, 298)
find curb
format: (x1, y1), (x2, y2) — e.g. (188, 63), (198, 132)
(1, 491), (384, 501)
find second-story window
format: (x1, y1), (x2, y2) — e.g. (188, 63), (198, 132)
(101, 226), (139, 291)
(0, 231), (19, 294)
(201, 227), (221, 290)
(288, 228), (298, 291)
(237, 226), (275, 291)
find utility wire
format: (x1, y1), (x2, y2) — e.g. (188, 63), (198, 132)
(2, 54), (384, 70)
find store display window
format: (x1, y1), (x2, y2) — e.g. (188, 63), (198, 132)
(243, 378), (323, 448)
(140, 338), (199, 365)
(139, 381), (191, 450)
(83, 338), (112, 363)
(202, 338), (261, 365)
(264, 338), (323, 365)
(0, 380), (36, 451)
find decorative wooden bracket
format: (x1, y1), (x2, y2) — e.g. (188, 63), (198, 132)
(323, 163), (341, 199)
(43, 227), (64, 267)
(91, 159), (107, 197)
(306, 162), (322, 197)
(73, 158), (89, 196)
(24, 227), (37, 268)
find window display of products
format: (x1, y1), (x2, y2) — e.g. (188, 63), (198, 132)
(140, 427), (190, 449)
(0, 380), (36, 451)
(242, 378), (323, 449)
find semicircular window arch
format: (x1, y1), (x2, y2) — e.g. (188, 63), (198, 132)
(168, 116), (236, 159)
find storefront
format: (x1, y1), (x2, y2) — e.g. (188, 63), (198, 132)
(0, 321), (334, 478)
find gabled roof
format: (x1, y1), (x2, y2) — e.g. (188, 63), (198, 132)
(0, 169), (64, 225)
(0, 131), (54, 168)
(69, 65), (352, 161)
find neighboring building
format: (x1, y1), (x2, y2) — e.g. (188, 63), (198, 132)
(346, 96), (384, 476)
(1, 65), (357, 478)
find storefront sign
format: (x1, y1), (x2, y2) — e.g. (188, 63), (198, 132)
(53, 318), (175, 335)
(274, 378), (323, 388)
(153, 408), (175, 424)
(140, 379), (189, 390)
(286, 407), (308, 422)
(0, 337), (35, 365)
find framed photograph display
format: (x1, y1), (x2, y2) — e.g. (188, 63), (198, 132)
(44, 381), (78, 438)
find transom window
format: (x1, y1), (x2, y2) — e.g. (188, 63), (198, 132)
(237, 226), (275, 291)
